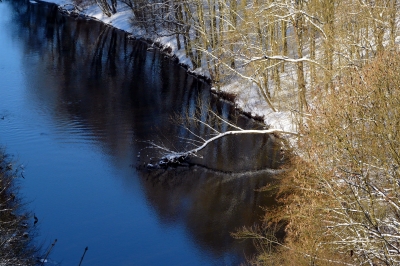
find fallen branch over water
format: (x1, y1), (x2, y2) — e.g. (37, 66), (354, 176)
(184, 129), (297, 154)
(145, 128), (297, 169)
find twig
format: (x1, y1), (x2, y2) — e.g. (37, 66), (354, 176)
(41, 239), (57, 266)
(78, 246), (88, 266)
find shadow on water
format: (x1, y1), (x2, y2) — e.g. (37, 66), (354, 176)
(5, 0), (285, 264)
(140, 167), (280, 259)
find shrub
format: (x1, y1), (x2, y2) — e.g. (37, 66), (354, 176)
(247, 50), (400, 265)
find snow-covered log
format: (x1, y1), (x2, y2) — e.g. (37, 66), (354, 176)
(146, 128), (297, 169)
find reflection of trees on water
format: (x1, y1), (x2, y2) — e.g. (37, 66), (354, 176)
(10, 0), (284, 260)
(140, 167), (280, 258)
(11, 0), (199, 155)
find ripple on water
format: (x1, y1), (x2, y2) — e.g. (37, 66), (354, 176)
(52, 118), (104, 145)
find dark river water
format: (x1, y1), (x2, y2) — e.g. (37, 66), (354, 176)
(0, 1), (282, 265)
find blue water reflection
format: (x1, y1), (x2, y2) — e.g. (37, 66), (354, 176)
(0, 1), (282, 265)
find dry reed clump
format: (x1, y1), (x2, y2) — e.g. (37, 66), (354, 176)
(0, 151), (37, 265)
(241, 50), (400, 265)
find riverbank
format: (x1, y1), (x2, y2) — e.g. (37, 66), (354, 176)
(0, 151), (37, 265)
(34, 0), (296, 134)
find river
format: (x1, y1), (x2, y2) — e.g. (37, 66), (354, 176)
(0, 1), (282, 265)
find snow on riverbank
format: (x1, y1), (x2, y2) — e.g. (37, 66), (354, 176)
(38, 0), (297, 134)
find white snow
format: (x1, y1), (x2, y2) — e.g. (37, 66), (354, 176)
(39, 0), (297, 134)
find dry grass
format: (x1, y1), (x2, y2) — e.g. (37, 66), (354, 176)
(241, 50), (400, 265)
(0, 151), (37, 265)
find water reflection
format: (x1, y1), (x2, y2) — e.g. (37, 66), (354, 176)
(140, 168), (279, 258)
(5, 0), (283, 264)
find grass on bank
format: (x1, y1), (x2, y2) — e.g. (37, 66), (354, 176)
(0, 151), (38, 265)
(235, 50), (400, 265)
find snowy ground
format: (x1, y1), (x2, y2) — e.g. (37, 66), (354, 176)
(35, 0), (298, 134)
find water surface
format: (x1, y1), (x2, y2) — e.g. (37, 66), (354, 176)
(0, 1), (282, 265)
